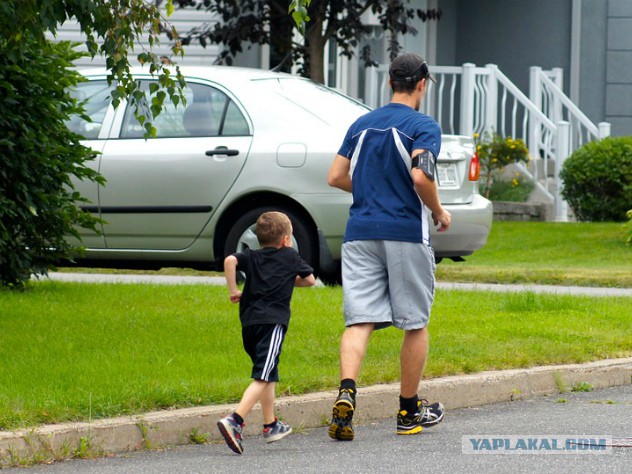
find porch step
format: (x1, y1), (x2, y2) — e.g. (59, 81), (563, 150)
(529, 157), (556, 178)
(493, 201), (553, 221)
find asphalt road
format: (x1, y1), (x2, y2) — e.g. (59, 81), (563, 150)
(11, 384), (632, 474)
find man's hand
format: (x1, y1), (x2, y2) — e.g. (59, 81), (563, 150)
(432, 209), (452, 232)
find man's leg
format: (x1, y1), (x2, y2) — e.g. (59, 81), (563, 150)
(340, 323), (374, 380)
(397, 327), (445, 434)
(329, 323), (373, 441)
(400, 327), (428, 397)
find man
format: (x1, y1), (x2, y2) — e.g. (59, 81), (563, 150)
(327, 53), (451, 440)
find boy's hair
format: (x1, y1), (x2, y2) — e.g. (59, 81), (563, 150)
(256, 211), (292, 247)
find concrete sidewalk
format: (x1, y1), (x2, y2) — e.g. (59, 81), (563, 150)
(42, 272), (632, 297)
(2, 358), (631, 466)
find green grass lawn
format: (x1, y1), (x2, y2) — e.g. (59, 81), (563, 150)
(1, 281), (630, 431)
(436, 222), (632, 287)
(57, 222), (632, 287)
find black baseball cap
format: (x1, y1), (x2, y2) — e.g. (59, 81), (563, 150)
(389, 53), (437, 84)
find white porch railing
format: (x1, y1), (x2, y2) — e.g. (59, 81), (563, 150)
(364, 63), (611, 221)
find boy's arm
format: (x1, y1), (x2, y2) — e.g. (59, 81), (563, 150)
(223, 255), (242, 303)
(295, 273), (316, 287)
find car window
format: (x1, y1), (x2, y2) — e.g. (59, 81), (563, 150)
(274, 78), (370, 127)
(67, 80), (111, 139)
(222, 100), (250, 136)
(119, 82), (249, 138)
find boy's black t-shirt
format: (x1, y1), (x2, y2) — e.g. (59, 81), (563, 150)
(234, 247), (313, 328)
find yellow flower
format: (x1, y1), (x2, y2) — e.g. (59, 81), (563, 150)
(473, 133), (479, 139)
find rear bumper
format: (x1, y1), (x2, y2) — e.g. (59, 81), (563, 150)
(298, 192), (493, 265)
(431, 194), (493, 257)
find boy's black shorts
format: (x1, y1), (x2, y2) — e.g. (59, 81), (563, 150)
(242, 324), (287, 382)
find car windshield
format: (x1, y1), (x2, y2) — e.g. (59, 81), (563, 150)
(271, 78), (370, 127)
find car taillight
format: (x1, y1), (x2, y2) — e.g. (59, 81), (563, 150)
(468, 152), (480, 181)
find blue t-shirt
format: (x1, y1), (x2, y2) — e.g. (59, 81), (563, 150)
(337, 102), (442, 245)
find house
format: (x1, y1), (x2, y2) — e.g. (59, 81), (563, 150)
(55, 0), (628, 220)
(57, 0), (629, 136)
(435, 0), (631, 137)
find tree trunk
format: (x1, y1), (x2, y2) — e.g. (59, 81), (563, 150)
(305, 3), (326, 83)
(306, 36), (325, 83)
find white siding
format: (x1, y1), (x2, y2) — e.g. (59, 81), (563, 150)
(51, 7), (221, 68)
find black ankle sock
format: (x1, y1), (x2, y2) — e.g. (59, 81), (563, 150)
(232, 413), (244, 425)
(399, 395), (419, 414)
(340, 379), (356, 399)
(263, 419), (277, 429)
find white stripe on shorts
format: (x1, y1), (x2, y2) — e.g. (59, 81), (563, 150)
(262, 324), (284, 381)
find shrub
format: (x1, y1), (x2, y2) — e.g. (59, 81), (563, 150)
(0, 39), (102, 288)
(560, 136), (632, 222)
(475, 133), (530, 199)
(488, 174), (535, 202)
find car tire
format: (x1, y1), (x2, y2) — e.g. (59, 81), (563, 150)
(318, 262), (342, 286)
(223, 207), (317, 270)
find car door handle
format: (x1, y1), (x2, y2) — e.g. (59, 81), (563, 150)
(205, 147), (239, 157)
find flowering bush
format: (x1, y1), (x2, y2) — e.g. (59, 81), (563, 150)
(488, 173), (535, 202)
(475, 133), (530, 199)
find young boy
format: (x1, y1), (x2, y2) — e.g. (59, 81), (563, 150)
(217, 211), (316, 455)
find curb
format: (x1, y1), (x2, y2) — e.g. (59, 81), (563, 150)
(1, 358), (631, 465)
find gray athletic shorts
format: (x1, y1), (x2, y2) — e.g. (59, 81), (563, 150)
(341, 240), (436, 330)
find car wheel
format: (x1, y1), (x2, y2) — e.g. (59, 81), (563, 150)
(318, 263), (342, 286)
(223, 207), (317, 269)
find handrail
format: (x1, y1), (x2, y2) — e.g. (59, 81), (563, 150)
(538, 70), (598, 137)
(494, 68), (556, 132)
(362, 62), (610, 221)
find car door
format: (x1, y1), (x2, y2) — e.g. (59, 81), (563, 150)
(66, 80), (116, 248)
(97, 80), (252, 250)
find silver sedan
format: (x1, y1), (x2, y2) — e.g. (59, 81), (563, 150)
(67, 66), (492, 283)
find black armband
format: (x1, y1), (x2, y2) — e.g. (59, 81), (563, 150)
(412, 149), (437, 182)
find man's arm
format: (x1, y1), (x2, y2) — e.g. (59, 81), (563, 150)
(327, 154), (352, 192)
(223, 255), (242, 303)
(412, 149), (451, 232)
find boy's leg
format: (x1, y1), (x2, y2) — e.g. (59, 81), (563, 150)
(235, 379), (270, 421)
(218, 324), (285, 454)
(259, 380), (276, 425)
(218, 380), (269, 455)
(259, 382), (292, 443)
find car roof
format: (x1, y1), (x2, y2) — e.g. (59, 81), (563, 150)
(78, 65), (303, 86)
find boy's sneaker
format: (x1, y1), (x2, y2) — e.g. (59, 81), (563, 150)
(263, 419), (292, 443)
(396, 399), (445, 435)
(328, 388), (356, 441)
(217, 416), (244, 454)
